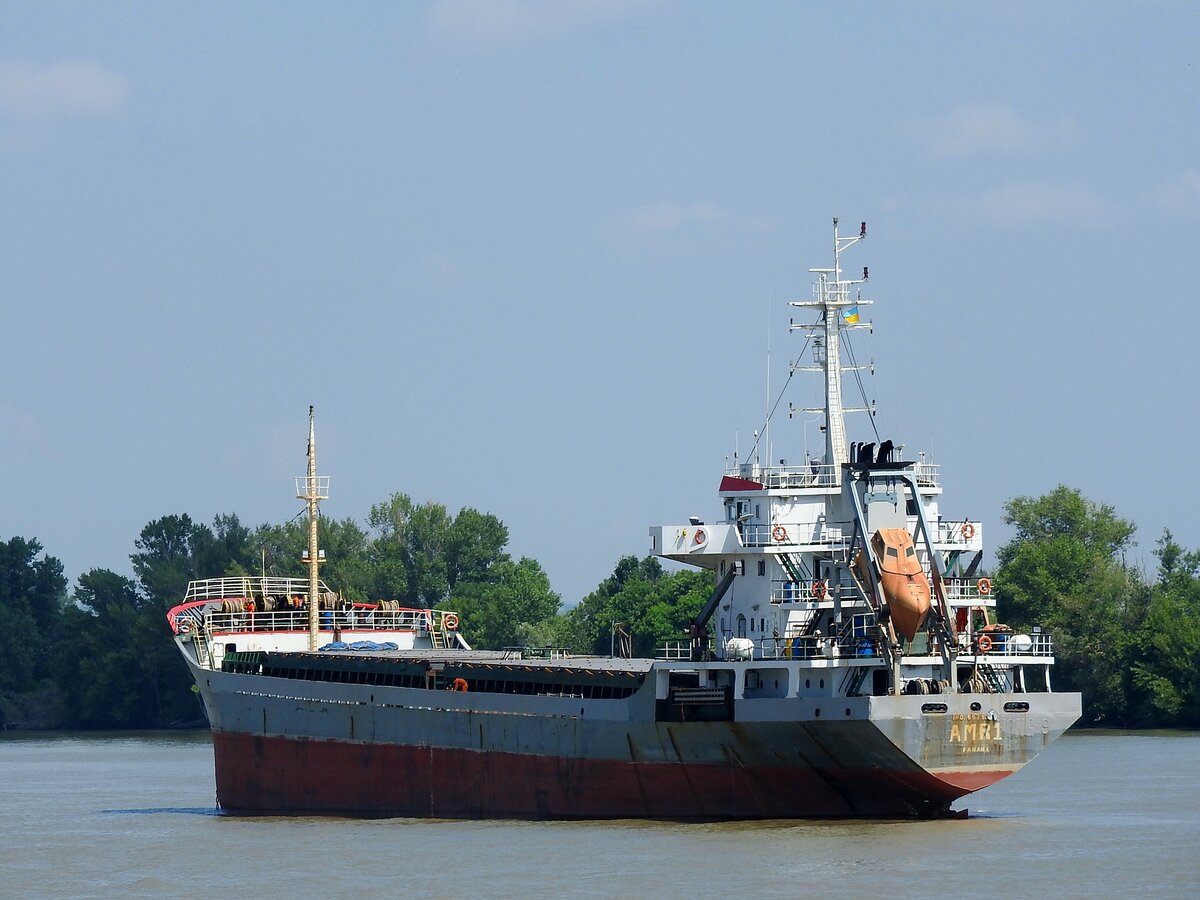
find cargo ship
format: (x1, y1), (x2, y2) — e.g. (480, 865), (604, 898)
(170, 220), (1081, 818)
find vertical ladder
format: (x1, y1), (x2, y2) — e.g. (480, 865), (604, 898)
(194, 623), (212, 668)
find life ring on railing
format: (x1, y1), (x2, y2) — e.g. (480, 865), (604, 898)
(452, 677), (469, 692)
(772, 525), (789, 542)
(812, 580), (828, 600)
(693, 528), (706, 545)
(243, 600), (257, 613)
(977, 577), (992, 595)
(178, 619), (192, 634)
(443, 613), (459, 630)
(977, 634), (993, 654)
(962, 523), (976, 540)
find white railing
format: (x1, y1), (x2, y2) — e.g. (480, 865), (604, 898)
(770, 580), (843, 604)
(913, 462), (940, 487)
(294, 475), (331, 499)
(936, 520), (981, 546)
(968, 631), (1055, 658)
(182, 604), (463, 636)
(183, 576), (334, 603)
(725, 461), (941, 490)
(656, 641), (693, 660)
(200, 607), (431, 635)
(752, 635), (881, 661)
(743, 521), (853, 548)
(724, 463), (840, 490)
(943, 577), (995, 605)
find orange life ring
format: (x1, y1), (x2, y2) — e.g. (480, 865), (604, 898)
(772, 525), (788, 542)
(977, 634), (993, 653)
(812, 580), (827, 600)
(443, 613), (459, 630)
(962, 523), (976, 540)
(243, 600), (257, 613)
(693, 529), (705, 545)
(977, 577), (992, 595)
(452, 677), (469, 692)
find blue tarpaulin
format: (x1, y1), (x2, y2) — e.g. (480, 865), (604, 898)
(318, 641), (399, 652)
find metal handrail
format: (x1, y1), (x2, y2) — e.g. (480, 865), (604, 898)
(724, 462), (941, 489)
(743, 522), (853, 548)
(770, 580), (850, 604)
(172, 604), (461, 637)
(967, 631), (1056, 658)
(183, 576), (334, 603)
(723, 463), (840, 489)
(942, 578), (994, 604)
(656, 641), (693, 660)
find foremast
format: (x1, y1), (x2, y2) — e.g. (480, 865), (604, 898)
(789, 218), (873, 467)
(297, 405), (330, 651)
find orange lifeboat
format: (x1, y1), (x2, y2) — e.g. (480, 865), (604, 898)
(871, 528), (931, 641)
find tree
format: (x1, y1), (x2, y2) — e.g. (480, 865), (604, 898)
(0, 536), (67, 726)
(365, 493), (510, 608)
(366, 493), (447, 605)
(250, 516), (373, 600)
(564, 556), (711, 657)
(1127, 531), (1200, 726)
(448, 557), (561, 648)
(131, 514), (201, 606)
(996, 486), (1136, 626)
(190, 513), (254, 579)
(445, 507), (510, 592)
(995, 486), (1146, 725)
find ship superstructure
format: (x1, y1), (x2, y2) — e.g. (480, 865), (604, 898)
(171, 222), (1080, 819)
(652, 220), (1024, 693)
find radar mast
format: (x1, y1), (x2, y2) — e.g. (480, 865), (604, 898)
(789, 217), (873, 467)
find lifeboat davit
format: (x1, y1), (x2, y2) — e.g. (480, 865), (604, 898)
(871, 528), (931, 641)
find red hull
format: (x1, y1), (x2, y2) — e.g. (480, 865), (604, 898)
(212, 731), (1008, 819)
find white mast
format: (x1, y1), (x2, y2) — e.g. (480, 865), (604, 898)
(296, 406), (330, 651)
(789, 218), (872, 468)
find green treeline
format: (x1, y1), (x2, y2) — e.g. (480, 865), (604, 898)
(993, 486), (1200, 726)
(1, 485), (1198, 730)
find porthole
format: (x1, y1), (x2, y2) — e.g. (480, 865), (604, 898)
(970, 701), (982, 712)
(845, 708), (852, 716)
(806, 679), (811, 688)
(815, 708), (821, 717)
(819, 679), (825, 689)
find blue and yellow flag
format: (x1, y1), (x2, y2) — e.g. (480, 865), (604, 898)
(843, 304), (860, 324)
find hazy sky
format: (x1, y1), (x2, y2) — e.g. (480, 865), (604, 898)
(3, 1), (1198, 606)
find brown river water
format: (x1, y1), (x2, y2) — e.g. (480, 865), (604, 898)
(1, 729), (1196, 898)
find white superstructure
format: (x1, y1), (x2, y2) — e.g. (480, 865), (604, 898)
(650, 219), (1042, 699)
